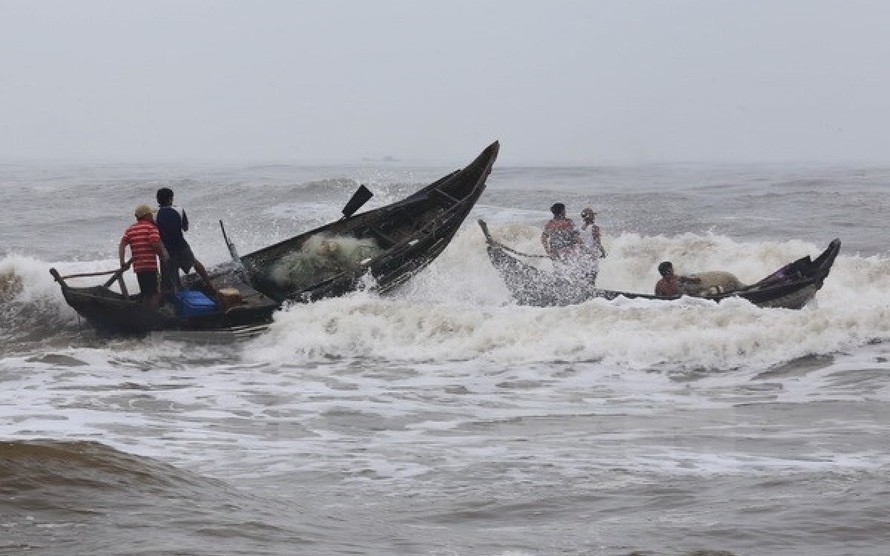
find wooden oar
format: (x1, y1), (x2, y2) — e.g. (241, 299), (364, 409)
(52, 268), (111, 281)
(50, 261), (131, 284)
(219, 219), (243, 267)
(103, 262), (131, 288)
(50, 259), (132, 299)
(341, 185), (373, 220)
(105, 262), (131, 298)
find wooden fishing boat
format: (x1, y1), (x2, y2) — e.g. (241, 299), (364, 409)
(220, 141), (500, 303)
(49, 266), (278, 336)
(478, 220), (841, 310)
(50, 142), (499, 335)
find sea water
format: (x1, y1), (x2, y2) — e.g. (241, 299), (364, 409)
(2, 156), (890, 555)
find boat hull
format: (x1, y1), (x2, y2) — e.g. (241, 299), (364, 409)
(232, 141), (500, 303)
(51, 270), (279, 336)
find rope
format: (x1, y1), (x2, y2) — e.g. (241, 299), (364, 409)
(488, 238), (550, 259)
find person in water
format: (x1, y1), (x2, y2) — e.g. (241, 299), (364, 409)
(579, 208), (606, 259)
(541, 203), (584, 263)
(654, 261), (701, 296)
(155, 187), (215, 294)
(119, 204), (167, 308)
(578, 207), (606, 285)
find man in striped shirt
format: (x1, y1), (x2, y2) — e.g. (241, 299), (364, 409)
(119, 204), (167, 308)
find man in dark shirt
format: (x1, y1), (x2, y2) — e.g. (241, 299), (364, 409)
(155, 188), (215, 294)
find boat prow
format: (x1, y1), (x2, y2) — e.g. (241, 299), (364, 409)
(227, 141), (500, 303)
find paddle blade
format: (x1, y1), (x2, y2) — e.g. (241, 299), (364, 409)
(342, 185), (373, 219)
(477, 219), (493, 242)
(219, 220), (242, 265)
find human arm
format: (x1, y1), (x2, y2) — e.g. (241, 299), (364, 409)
(181, 209), (189, 232)
(592, 226), (606, 257)
(148, 226), (168, 263)
(592, 235), (607, 258)
(118, 238), (130, 268)
(151, 239), (168, 263)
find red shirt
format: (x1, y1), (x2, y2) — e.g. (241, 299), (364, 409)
(122, 220), (161, 272)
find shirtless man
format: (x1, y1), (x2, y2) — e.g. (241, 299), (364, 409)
(654, 261), (701, 296)
(541, 203), (583, 262)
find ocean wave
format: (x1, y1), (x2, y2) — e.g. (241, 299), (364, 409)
(239, 227), (890, 370)
(8, 229), (890, 370)
(0, 439), (205, 496)
(0, 439), (308, 555)
(0, 255), (110, 354)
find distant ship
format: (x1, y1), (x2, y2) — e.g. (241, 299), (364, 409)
(361, 155), (400, 163)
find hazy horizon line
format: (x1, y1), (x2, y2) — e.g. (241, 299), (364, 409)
(3, 155), (890, 169)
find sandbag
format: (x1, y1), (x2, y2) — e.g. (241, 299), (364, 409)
(682, 271), (746, 296)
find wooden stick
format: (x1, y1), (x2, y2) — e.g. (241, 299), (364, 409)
(57, 268), (124, 280)
(52, 258), (133, 283)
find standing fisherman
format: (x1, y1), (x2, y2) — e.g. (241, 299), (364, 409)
(155, 187), (215, 295)
(119, 204), (167, 308)
(578, 207), (607, 285)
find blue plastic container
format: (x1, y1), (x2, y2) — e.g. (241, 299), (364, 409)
(172, 290), (218, 317)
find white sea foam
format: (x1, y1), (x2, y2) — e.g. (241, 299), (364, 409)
(6, 224), (888, 374)
(242, 227), (890, 372)
(0, 253), (146, 331)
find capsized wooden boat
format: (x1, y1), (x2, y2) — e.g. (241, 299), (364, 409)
(478, 220), (841, 310)
(220, 141), (500, 303)
(49, 266), (278, 336)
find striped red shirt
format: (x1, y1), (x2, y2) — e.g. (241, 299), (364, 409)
(121, 220), (161, 272)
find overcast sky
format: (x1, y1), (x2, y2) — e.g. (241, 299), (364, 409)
(2, 0), (889, 164)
